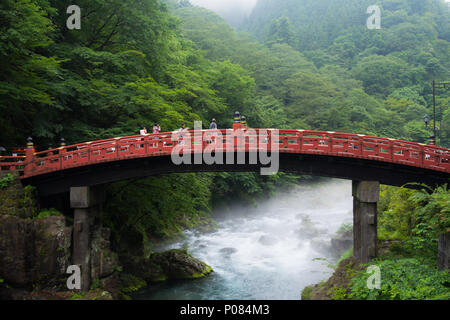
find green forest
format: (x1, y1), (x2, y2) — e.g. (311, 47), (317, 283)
(0, 0), (449, 300)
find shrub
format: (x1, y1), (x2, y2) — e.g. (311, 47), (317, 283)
(349, 258), (450, 300)
(301, 285), (313, 300)
(0, 173), (14, 188)
(36, 208), (62, 219)
(337, 248), (353, 265)
(328, 285), (347, 300)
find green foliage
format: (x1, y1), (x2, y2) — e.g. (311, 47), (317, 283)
(36, 208), (62, 219)
(265, 16), (298, 48)
(119, 274), (147, 294)
(328, 285), (348, 300)
(0, 174), (14, 189)
(112, 265), (123, 273)
(0, 0), (59, 147)
(352, 55), (421, 98)
(103, 173), (213, 252)
(378, 185), (417, 240)
(337, 223), (353, 235)
(349, 259), (450, 300)
(241, 0), (449, 142)
(90, 278), (100, 291)
(378, 184), (449, 258)
(70, 292), (85, 300)
(350, 185), (450, 300)
(410, 185), (450, 235)
(337, 248), (354, 265)
(301, 285), (313, 300)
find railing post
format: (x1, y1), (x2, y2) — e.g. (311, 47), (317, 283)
(360, 137), (364, 157)
(24, 137), (35, 176)
(59, 138), (66, 170)
(329, 134), (333, 154)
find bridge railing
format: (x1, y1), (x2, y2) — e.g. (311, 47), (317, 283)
(0, 156), (26, 172)
(1, 129), (448, 178)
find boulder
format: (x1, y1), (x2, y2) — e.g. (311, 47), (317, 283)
(258, 235), (278, 246)
(219, 247), (238, 255)
(331, 229), (353, 257)
(310, 238), (331, 255)
(297, 215), (320, 239)
(126, 249), (213, 282)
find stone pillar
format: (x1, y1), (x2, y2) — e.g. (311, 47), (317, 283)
(353, 181), (379, 264)
(438, 233), (450, 271)
(70, 186), (92, 292)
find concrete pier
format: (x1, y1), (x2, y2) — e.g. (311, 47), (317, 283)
(70, 186), (104, 291)
(70, 187), (92, 291)
(353, 181), (379, 264)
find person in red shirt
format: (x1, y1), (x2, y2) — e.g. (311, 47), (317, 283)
(153, 123), (161, 134)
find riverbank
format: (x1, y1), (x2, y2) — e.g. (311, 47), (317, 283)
(302, 184), (450, 300)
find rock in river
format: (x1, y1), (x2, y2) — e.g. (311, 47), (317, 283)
(258, 235), (278, 246)
(131, 249), (213, 283)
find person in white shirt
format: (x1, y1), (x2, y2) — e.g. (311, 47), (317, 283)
(140, 126), (147, 135)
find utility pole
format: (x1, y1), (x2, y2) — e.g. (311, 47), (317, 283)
(431, 80), (449, 146)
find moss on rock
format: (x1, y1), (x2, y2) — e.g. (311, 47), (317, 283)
(0, 173), (37, 218)
(118, 273), (147, 299)
(302, 257), (364, 300)
(121, 249), (213, 285)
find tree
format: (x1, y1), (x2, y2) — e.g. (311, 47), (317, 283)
(352, 55), (419, 97)
(0, 0), (59, 147)
(265, 16), (298, 48)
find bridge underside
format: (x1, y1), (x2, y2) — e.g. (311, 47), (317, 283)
(22, 152), (449, 197)
(19, 152), (449, 290)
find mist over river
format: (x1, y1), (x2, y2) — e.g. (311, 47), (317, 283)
(133, 179), (353, 300)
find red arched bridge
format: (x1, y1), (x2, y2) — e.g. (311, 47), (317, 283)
(2, 128), (449, 285)
(0, 128), (448, 196)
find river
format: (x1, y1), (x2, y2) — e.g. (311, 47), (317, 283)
(133, 178), (353, 300)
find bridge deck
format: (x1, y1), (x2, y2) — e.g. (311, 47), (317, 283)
(0, 129), (449, 179)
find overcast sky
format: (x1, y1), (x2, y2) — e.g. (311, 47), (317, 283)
(190, 0), (258, 16)
(189, 0), (450, 26)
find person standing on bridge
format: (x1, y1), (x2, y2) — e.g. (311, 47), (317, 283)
(151, 123), (161, 147)
(140, 126), (147, 135)
(178, 123), (188, 145)
(178, 123), (188, 131)
(209, 118), (217, 130)
(153, 123), (161, 134)
(139, 126), (147, 148)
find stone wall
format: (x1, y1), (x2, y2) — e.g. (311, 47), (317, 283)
(0, 215), (72, 288)
(0, 172), (119, 299)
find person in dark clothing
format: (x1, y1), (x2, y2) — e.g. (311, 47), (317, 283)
(209, 118), (217, 129)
